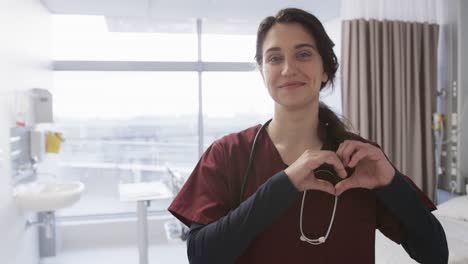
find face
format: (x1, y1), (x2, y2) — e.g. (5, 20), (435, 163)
(260, 23), (328, 111)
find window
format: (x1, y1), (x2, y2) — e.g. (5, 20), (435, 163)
(51, 15), (343, 218)
(320, 86), (342, 115)
(53, 71), (198, 216)
(202, 34), (256, 62)
(321, 18), (343, 115)
(53, 15), (197, 61)
(202, 72), (272, 148)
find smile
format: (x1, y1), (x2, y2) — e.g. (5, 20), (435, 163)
(279, 81), (306, 89)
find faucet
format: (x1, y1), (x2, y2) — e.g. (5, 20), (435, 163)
(31, 156), (39, 174)
(15, 163), (33, 181)
(30, 157), (58, 182)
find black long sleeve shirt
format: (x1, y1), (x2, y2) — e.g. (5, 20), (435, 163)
(187, 170), (448, 264)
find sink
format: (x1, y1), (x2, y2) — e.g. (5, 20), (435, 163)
(13, 181), (85, 211)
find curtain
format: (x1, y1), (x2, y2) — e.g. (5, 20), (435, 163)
(341, 0), (443, 23)
(341, 19), (439, 199)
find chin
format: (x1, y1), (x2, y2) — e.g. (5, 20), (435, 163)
(276, 99), (317, 111)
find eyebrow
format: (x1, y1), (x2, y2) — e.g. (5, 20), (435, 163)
(264, 43), (318, 54)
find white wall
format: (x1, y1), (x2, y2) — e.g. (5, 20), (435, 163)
(458, 0), (468, 192)
(0, 0), (52, 263)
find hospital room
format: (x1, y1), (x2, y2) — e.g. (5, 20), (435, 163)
(0, 0), (467, 263)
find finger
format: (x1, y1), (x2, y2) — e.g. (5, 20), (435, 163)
(313, 151), (347, 178)
(336, 140), (350, 162)
(309, 179), (336, 196)
(335, 177), (360, 196)
(347, 148), (368, 168)
(341, 141), (365, 166)
(323, 152), (348, 179)
(337, 140), (356, 165)
(365, 145), (383, 161)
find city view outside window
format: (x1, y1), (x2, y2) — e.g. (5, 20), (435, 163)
(202, 72), (272, 149)
(52, 71), (199, 216)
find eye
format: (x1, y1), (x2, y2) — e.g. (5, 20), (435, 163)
(297, 51), (312, 60)
(267, 55), (283, 64)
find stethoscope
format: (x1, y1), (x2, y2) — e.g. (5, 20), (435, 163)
(239, 119), (338, 245)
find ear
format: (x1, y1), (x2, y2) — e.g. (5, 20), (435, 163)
(321, 72), (329, 83)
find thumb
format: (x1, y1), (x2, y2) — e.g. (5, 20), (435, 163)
(335, 177), (360, 196)
(309, 179), (336, 196)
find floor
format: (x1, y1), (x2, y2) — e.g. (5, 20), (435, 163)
(40, 241), (188, 264)
(437, 188), (459, 204)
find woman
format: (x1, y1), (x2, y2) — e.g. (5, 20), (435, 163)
(168, 8), (448, 264)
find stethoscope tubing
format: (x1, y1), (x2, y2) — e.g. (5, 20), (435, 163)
(238, 119), (337, 245)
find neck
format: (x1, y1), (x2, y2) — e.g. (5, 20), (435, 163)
(267, 102), (322, 150)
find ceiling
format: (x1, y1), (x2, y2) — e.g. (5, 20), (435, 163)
(41, 0), (342, 34)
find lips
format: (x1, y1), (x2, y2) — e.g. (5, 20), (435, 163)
(279, 81), (306, 89)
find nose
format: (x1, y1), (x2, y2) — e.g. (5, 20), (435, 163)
(281, 58), (298, 77)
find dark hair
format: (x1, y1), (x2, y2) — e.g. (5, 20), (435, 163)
(255, 8), (350, 146)
(255, 8), (338, 90)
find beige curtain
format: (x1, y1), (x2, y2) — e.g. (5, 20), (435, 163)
(341, 19), (439, 199)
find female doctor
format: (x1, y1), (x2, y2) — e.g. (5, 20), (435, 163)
(169, 7), (448, 264)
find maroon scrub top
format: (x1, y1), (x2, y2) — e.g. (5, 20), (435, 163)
(168, 124), (436, 264)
